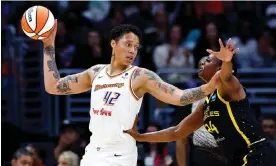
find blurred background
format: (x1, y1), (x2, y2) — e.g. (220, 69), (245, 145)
(2, 1), (276, 166)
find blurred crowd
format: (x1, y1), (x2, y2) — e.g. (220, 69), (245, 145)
(2, 1), (276, 72)
(2, 1), (276, 166)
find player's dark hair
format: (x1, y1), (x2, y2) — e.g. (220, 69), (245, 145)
(12, 148), (33, 160)
(110, 24), (142, 42)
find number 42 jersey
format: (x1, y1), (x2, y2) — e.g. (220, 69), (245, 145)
(88, 65), (143, 148)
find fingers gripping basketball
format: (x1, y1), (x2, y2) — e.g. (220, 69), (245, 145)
(21, 5), (55, 40)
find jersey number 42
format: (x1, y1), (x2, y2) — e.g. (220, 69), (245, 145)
(103, 91), (121, 106)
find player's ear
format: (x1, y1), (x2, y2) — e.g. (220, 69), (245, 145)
(110, 40), (116, 48)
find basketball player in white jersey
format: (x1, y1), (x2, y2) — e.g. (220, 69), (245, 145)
(42, 21), (220, 166)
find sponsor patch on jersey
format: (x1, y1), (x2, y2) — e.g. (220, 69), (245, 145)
(211, 94), (217, 102)
(92, 108), (112, 116)
(94, 83), (124, 92)
(122, 73), (129, 79)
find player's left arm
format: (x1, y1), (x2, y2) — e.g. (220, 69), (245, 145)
(207, 38), (245, 99)
(124, 100), (204, 142)
(133, 68), (220, 106)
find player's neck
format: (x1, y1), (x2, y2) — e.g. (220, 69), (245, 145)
(199, 76), (209, 83)
(109, 56), (131, 75)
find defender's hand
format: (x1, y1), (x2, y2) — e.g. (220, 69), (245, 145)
(124, 129), (143, 142)
(124, 116), (143, 141)
(207, 38), (239, 62)
(42, 19), (57, 46)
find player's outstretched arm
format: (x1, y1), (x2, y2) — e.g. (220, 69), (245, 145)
(42, 20), (103, 95)
(207, 38), (245, 99)
(207, 38), (239, 84)
(125, 100), (204, 142)
(136, 68), (219, 106)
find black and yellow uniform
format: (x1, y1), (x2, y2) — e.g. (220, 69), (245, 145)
(203, 89), (276, 166)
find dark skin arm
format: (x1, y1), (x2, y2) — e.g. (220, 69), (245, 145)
(207, 38), (246, 101)
(125, 100), (204, 142)
(175, 137), (188, 166)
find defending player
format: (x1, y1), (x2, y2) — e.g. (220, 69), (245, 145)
(125, 38), (276, 166)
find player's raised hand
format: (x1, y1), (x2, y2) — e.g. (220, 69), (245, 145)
(42, 19), (57, 46)
(206, 38), (239, 62)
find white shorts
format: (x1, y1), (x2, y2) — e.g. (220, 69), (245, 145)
(80, 144), (137, 166)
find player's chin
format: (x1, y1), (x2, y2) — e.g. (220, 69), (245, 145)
(124, 59), (133, 65)
(198, 69), (206, 80)
(198, 68), (203, 76)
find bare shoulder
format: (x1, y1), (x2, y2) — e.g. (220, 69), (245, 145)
(87, 64), (106, 79)
(130, 67), (155, 96)
(133, 67), (161, 79)
(131, 67), (160, 84)
(218, 75), (245, 101)
(131, 67), (172, 96)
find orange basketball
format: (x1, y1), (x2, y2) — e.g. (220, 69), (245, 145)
(21, 6), (55, 40)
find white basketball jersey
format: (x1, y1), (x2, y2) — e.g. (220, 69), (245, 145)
(88, 65), (143, 148)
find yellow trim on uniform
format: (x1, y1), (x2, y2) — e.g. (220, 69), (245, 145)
(205, 91), (215, 104)
(242, 154), (248, 166)
(216, 90), (251, 146)
(205, 96), (209, 103)
(242, 150), (253, 166)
